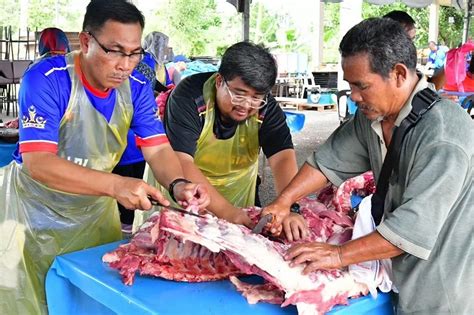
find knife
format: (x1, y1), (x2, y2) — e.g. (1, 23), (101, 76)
(251, 213), (274, 234)
(148, 198), (204, 218)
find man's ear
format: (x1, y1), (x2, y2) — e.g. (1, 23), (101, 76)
(78, 32), (90, 53)
(393, 63), (409, 87)
(215, 73), (223, 88)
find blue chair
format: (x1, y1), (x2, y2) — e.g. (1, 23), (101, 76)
(283, 110), (305, 133)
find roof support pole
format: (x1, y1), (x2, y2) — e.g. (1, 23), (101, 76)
(337, 0), (362, 91)
(462, 0), (472, 43)
(428, 3), (440, 43)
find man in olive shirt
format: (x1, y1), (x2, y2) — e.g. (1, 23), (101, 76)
(263, 18), (473, 314)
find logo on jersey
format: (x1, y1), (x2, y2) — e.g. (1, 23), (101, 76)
(153, 105), (162, 122)
(22, 106), (47, 129)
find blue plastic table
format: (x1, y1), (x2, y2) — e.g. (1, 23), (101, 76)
(46, 241), (394, 315)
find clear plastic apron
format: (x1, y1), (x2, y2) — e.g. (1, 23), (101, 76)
(0, 51), (133, 315)
(194, 74), (260, 207)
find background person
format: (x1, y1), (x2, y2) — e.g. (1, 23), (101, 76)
(383, 10), (416, 41)
(0, 1), (208, 313)
(142, 31), (173, 93)
(37, 27), (71, 58)
(167, 54), (189, 85)
(263, 18), (473, 314)
(427, 40), (449, 74)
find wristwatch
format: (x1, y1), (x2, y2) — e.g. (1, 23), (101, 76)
(168, 178), (191, 202)
(290, 202), (301, 214)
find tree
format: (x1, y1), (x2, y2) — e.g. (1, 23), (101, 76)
(361, 2), (465, 49)
(150, 0), (223, 56)
(0, 0), (21, 32)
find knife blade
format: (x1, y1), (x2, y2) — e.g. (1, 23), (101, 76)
(148, 198), (204, 218)
(251, 213), (274, 234)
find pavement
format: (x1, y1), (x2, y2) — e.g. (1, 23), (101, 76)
(258, 109), (340, 206)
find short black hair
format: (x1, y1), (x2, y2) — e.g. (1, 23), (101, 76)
(82, 0), (145, 34)
(218, 42), (277, 94)
(339, 18), (417, 78)
(383, 10), (415, 29)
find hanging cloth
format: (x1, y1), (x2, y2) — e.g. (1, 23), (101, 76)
(0, 51), (133, 315)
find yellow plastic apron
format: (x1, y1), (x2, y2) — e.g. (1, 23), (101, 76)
(194, 74), (260, 207)
(0, 52), (133, 315)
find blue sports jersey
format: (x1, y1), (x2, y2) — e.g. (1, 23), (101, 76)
(116, 53), (158, 166)
(15, 55), (168, 163)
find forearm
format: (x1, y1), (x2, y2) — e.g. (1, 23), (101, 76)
(339, 231), (404, 267)
(268, 149), (298, 195)
(176, 152), (241, 220)
(142, 143), (185, 188)
(22, 152), (119, 196)
(276, 162), (329, 206)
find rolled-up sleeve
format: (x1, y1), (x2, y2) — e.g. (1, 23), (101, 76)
(307, 115), (372, 186)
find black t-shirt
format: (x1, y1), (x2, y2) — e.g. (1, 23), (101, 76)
(164, 72), (293, 158)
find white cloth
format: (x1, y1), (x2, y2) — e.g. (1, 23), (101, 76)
(349, 195), (396, 297)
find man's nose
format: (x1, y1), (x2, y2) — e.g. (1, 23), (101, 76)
(117, 56), (134, 71)
(350, 90), (363, 103)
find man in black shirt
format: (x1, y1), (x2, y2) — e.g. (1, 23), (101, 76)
(165, 42), (306, 238)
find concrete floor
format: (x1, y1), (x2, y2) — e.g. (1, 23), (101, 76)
(258, 109), (340, 206)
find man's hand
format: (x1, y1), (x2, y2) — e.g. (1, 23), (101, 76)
(285, 242), (343, 275)
(227, 209), (253, 228)
(260, 200), (292, 236)
(282, 213), (308, 242)
(112, 176), (170, 210)
(172, 181), (210, 210)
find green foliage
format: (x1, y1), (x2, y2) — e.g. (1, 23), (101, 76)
(323, 3), (341, 64)
(0, 0), (21, 31)
(360, 2), (464, 49)
(151, 0), (223, 56)
(438, 6), (464, 47)
(249, 2), (280, 47)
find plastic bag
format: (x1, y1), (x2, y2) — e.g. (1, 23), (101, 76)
(444, 41), (474, 92)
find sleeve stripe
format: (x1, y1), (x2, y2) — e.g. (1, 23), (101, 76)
(135, 134), (169, 147)
(19, 140), (58, 145)
(19, 142), (58, 154)
(44, 65), (70, 77)
(129, 74), (146, 85)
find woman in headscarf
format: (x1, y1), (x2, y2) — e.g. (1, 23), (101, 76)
(38, 27), (70, 58)
(140, 31), (173, 92)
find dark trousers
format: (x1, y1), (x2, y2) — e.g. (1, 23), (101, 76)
(111, 161), (146, 225)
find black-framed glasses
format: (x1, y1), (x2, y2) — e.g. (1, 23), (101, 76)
(223, 80), (268, 109)
(87, 32), (144, 62)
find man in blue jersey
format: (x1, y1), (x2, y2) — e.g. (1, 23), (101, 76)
(0, 1), (209, 314)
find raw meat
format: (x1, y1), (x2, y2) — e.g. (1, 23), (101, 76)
(102, 211), (241, 284)
(159, 207), (368, 315)
(103, 172), (376, 314)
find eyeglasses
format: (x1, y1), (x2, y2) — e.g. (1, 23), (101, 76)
(87, 32), (144, 62)
(223, 80), (267, 109)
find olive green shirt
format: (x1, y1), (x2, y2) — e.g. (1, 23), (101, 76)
(308, 77), (474, 314)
